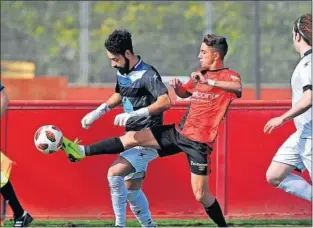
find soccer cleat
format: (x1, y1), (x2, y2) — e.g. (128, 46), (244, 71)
(13, 211), (33, 227)
(61, 137), (84, 162)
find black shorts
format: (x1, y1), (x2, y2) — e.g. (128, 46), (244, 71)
(150, 124), (212, 175)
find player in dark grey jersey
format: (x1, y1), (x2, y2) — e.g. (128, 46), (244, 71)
(79, 30), (170, 227)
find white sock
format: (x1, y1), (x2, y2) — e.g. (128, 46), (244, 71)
(278, 173), (312, 201)
(128, 189), (156, 227)
(78, 145), (86, 157)
(108, 176), (127, 227)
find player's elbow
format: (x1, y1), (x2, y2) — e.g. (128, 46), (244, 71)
(235, 90), (242, 98)
(158, 94), (171, 111)
(235, 85), (243, 98)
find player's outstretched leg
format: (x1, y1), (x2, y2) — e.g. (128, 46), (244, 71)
(61, 137), (86, 162)
(61, 136), (128, 162)
(61, 129), (159, 162)
(191, 173), (227, 227)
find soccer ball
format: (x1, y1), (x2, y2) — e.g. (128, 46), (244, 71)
(34, 125), (63, 154)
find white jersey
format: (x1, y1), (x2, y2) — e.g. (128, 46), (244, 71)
(291, 49), (312, 138)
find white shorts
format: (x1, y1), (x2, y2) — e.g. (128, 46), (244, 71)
(273, 133), (312, 177)
(120, 146), (159, 181)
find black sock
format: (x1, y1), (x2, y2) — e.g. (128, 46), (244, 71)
(85, 137), (125, 156)
(204, 199), (227, 227)
(0, 181), (24, 218)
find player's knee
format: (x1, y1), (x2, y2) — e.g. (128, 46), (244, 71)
(107, 166), (118, 177)
(266, 172), (282, 187)
(193, 187), (206, 203)
(107, 157), (135, 177)
(107, 164), (125, 177)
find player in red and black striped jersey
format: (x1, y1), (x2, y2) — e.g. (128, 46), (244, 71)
(62, 34), (242, 227)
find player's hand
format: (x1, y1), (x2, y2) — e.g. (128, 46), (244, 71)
(264, 117), (284, 134)
(114, 108), (149, 127)
(114, 113), (132, 127)
(81, 111), (99, 129)
(169, 78), (183, 89)
(81, 103), (110, 129)
(191, 72), (207, 84)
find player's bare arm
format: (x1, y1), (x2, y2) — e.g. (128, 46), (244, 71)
(0, 89), (9, 117)
(210, 80), (242, 97)
(191, 72), (242, 97)
(146, 93), (171, 115)
(280, 89), (312, 122)
(169, 78), (192, 98)
(81, 92), (122, 129)
(264, 89), (312, 134)
(106, 92), (122, 109)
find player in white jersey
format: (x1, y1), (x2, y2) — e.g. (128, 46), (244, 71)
(264, 13), (312, 201)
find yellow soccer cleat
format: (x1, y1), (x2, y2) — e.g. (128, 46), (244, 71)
(61, 137), (84, 162)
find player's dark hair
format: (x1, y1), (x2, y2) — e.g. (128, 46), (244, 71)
(293, 13), (312, 46)
(104, 29), (134, 55)
(203, 34), (228, 60)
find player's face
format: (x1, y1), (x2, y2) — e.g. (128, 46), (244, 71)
(198, 43), (218, 68)
(107, 51), (130, 74)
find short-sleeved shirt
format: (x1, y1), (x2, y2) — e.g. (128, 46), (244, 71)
(291, 49), (312, 138)
(177, 68), (241, 145)
(115, 57), (168, 131)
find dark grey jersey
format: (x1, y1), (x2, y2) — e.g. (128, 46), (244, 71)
(115, 57), (168, 131)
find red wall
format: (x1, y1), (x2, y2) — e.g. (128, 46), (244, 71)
(1, 100), (311, 220)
